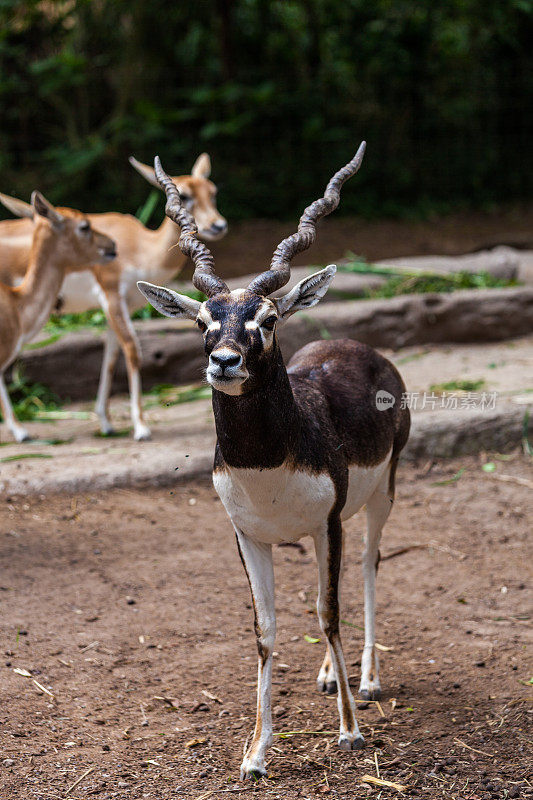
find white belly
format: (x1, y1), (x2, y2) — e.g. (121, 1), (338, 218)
(58, 266), (144, 315)
(58, 271), (104, 314)
(213, 464), (336, 544)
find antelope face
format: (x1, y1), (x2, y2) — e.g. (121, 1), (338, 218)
(137, 265), (337, 397)
(129, 152), (228, 242)
(199, 291), (279, 395)
(61, 211), (117, 267)
(31, 193), (117, 268)
(176, 175), (227, 242)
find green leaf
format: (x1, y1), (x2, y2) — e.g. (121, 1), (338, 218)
(431, 468), (466, 487)
(431, 379), (486, 393)
(136, 189), (160, 225)
(0, 453), (54, 463)
(93, 428), (131, 439)
(482, 462), (496, 473)
(304, 634), (321, 644)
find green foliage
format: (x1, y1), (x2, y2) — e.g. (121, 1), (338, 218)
(1, 367), (62, 422)
(430, 379), (486, 393)
(363, 271), (513, 299)
(136, 190), (160, 226)
(45, 309), (107, 334)
(0, 0), (531, 220)
(338, 258), (516, 299)
(145, 383), (212, 408)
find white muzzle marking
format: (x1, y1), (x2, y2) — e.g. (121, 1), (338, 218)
(207, 347), (249, 395)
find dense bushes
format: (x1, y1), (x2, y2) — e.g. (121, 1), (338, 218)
(1, 0), (531, 220)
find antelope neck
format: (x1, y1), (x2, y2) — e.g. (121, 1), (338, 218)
(16, 230), (66, 325)
(212, 345), (300, 469)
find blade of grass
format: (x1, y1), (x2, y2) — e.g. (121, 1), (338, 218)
(0, 453), (54, 463)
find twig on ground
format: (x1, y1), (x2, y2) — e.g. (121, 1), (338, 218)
(361, 774), (407, 791)
(381, 540), (466, 561)
(202, 689), (222, 704)
(64, 766), (95, 796)
(32, 679), (55, 700)
(79, 640), (99, 653)
(453, 737), (494, 757)
(491, 473), (533, 489)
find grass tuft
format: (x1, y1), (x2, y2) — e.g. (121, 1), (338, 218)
(1, 367), (63, 422)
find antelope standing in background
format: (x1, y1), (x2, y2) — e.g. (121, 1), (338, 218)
(138, 144), (410, 779)
(0, 193), (116, 443)
(0, 154), (227, 440)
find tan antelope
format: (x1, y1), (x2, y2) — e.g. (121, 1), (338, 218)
(0, 154), (227, 440)
(137, 144), (410, 779)
(0, 193), (116, 443)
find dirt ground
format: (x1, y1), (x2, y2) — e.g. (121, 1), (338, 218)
(1, 455), (532, 800)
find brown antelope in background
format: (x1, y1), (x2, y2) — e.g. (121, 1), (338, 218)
(0, 154), (227, 440)
(0, 193), (116, 443)
(138, 144), (410, 779)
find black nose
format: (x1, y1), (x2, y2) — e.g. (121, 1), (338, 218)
(211, 351), (241, 368)
(211, 220), (227, 232)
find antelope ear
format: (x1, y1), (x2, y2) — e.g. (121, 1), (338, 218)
(191, 153), (211, 179)
(129, 156), (160, 189)
(31, 191), (64, 229)
(0, 192), (34, 219)
(274, 265), (336, 319)
(136, 281), (201, 320)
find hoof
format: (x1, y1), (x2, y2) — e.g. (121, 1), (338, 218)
(99, 425), (116, 437)
(240, 764), (267, 781)
(13, 428), (32, 443)
(134, 425), (152, 442)
(338, 733), (365, 751)
(359, 688), (381, 702)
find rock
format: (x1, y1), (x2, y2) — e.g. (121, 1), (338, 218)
(15, 287), (533, 400)
(374, 246), (520, 282)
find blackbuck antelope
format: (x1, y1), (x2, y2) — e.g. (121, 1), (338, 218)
(0, 153), (227, 440)
(138, 143), (410, 779)
(0, 193), (116, 443)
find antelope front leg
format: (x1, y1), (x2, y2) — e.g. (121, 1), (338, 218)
(100, 287), (151, 441)
(234, 527), (276, 780)
(317, 534), (345, 695)
(314, 518), (364, 751)
(0, 372), (30, 443)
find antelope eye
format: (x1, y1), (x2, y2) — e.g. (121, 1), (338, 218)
(262, 315), (277, 331)
(78, 221), (90, 234)
(197, 319), (207, 333)
(180, 193), (192, 203)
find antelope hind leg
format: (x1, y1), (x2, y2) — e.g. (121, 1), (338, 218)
(317, 643), (337, 694)
(359, 469), (394, 700)
(95, 328), (120, 435)
(314, 519), (364, 751)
